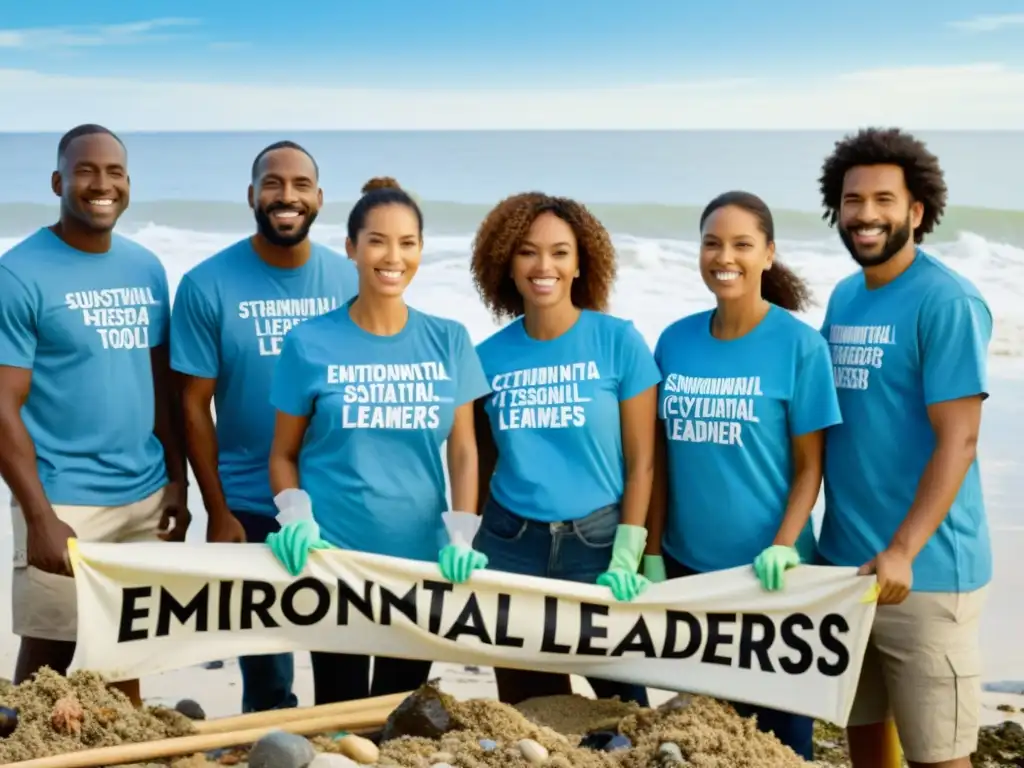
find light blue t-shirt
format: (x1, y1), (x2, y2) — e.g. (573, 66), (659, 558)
(819, 249), (992, 593)
(270, 301), (490, 561)
(655, 305), (841, 572)
(0, 228), (170, 506)
(476, 310), (662, 523)
(170, 239), (357, 516)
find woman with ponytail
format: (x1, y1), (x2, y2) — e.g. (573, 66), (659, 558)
(265, 177), (491, 704)
(642, 191), (841, 759)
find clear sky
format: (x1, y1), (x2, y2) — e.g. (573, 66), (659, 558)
(2, 1), (1024, 130)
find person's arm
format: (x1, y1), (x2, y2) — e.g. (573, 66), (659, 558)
(773, 430), (824, 546)
(267, 331), (318, 497)
(644, 427), (668, 555)
(619, 386), (658, 527)
(447, 402), (479, 513)
(269, 411), (309, 495)
(150, 345), (187, 486)
(473, 397), (497, 515)
(0, 367), (52, 525)
(179, 375), (238, 525)
(448, 325), (491, 516)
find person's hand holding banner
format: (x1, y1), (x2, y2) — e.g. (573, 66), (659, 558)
(597, 524), (650, 601)
(438, 511), (489, 583)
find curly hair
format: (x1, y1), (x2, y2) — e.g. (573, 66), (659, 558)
(471, 193), (617, 321)
(700, 191), (813, 312)
(818, 127), (947, 244)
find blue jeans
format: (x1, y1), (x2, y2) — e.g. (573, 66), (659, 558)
(663, 551), (814, 760)
(235, 510), (300, 713)
(474, 498), (649, 706)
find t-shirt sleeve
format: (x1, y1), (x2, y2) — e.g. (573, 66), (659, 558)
(150, 261), (171, 348)
(920, 295), (992, 405)
(170, 275), (220, 378)
(0, 266), (38, 369)
(618, 321), (662, 401)
(270, 331), (317, 417)
(790, 336), (843, 436)
(453, 324), (491, 406)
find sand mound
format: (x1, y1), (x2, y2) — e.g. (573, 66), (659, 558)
(349, 684), (816, 767)
(0, 667), (196, 763)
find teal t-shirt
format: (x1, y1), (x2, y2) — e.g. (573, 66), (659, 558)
(819, 249), (993, 593)
(170, 239), (357, 516)
(270, 301), (491, 561)
(655, 305), (841, 572)
(475, 310), (662, 523)
(0, 228), (170, 506)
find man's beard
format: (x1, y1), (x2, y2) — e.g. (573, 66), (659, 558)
(838, 214), (913, 268)
(254, 205), (317, 247)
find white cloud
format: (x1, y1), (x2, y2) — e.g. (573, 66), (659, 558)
(0, 18), (198, 49)
(948, 13), (1024, 32)
(1, 63), (1024, 130)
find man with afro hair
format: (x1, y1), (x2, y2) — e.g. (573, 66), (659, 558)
(816, 127), (992, 768)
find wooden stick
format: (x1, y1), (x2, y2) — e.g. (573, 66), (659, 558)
(6, 704), (396, 768)
(193, 690), (410, 734)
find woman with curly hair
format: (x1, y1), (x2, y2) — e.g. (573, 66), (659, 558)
(641, 191), (841, 760)
(264, 177), (491, 704)
(468, 192), (661, 706)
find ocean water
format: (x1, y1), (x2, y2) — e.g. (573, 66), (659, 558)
(0, 130), (1022, 527)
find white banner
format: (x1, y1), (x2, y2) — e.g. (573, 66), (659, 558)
(67, 540), (878, 725)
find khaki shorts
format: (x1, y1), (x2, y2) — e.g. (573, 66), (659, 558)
(849, 586), (987, 764)
(11, 486), (172, 643)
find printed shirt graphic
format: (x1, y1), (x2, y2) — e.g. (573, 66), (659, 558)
(170, 239), (357, 516)
(0, 228), (170, 506)
(476, 311), (662, 523)
(819, 249), (993, 592)
(655, 305), (841, 572)
(270, 301), (490, 561)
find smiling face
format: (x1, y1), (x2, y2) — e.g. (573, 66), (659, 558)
(250, 148), (322, 247)
(346, 203), (422, 298)
(838, 164), (923, 268)
(699, 204), (775, 303)
(53, 132), (130, 233)
(510, 211), (579, 312)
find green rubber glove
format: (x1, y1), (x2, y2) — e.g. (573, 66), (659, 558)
(642, 554), (667, 583)
(596, 524), (650, 602)
(438, 543), (489, 583)
(266, 519), (334, 577)
(753, 544), (801, 591)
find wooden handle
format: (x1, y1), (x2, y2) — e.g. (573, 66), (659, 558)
(193, 690), (410, 734)
(7, 705), (395, 768)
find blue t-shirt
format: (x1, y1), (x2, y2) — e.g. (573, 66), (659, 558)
(476, 310), (662, 523)
(819, 249), (992, 593)
(0, 228), (170, 506)
(655, 305), (841, 572)
(270, 301), (490, 561)
(170, 239), (357, 516)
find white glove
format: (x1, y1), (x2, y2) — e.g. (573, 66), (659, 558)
(274, 488), (313, 526)
(442, 510), (482, 548)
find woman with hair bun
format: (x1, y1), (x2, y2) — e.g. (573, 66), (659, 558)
(265, 177), (491, 704)
(469, 192), (660, 706)
(642, 190), (841, 759)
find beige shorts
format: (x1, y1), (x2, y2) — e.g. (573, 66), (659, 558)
(849, 586), (987, 764)
(11, 486), (172, 643)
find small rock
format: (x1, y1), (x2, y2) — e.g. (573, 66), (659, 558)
(248, 730), (316, 768)
(658, 693), (693, 712)
(308, 755), (359, 768)
(380, 682), (454, 742)
(429, 752), (455, 764)
(517, 738), (549, 763)
(174, 699), (206, 720)
(203, 660), (226, 670)
(335, 733), (379, 763)
(478, 739), (497, 751)
(997, 703), (1017, 712)
(0, 706), (18, 739)
(658, 741), (685, 764)
(604, 734), (631, 751)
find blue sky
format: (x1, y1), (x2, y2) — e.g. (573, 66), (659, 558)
(2, 2), (1024, 129)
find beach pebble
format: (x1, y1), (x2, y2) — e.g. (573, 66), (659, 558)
(517, 738), (549, 763)
(429, 752), (455, 763)
(478, 738), (497, 751)
(174, 698), (206, 720)
(658, 693), (693, 712)
(604, 734), (631, 751)
(0, 706), (18, 738)
(658, 741), (685, 764)
(248, 730), (317, 768)
(335, 733), (380, 763)
(308, 755), (359, 768)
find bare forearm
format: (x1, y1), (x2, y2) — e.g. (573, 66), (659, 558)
(269, 455), (300, 497)
(774, 468), (821, 547)
(182, 401), (231, 519)
(448, 445), (479, 514)
(152, 351), (187, 485)
(621, 463), (653, 527)
(890, 438), (977, 559)
(0, 407), (53, 524)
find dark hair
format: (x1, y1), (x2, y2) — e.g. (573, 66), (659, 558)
(57, 124), (125, 166)
(699, 191), (812, 312)
(818, 127), (947, 244)
(346, 176), (424, 243)
(471, 192), (616, 321)
(251, 140), (319, 181)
